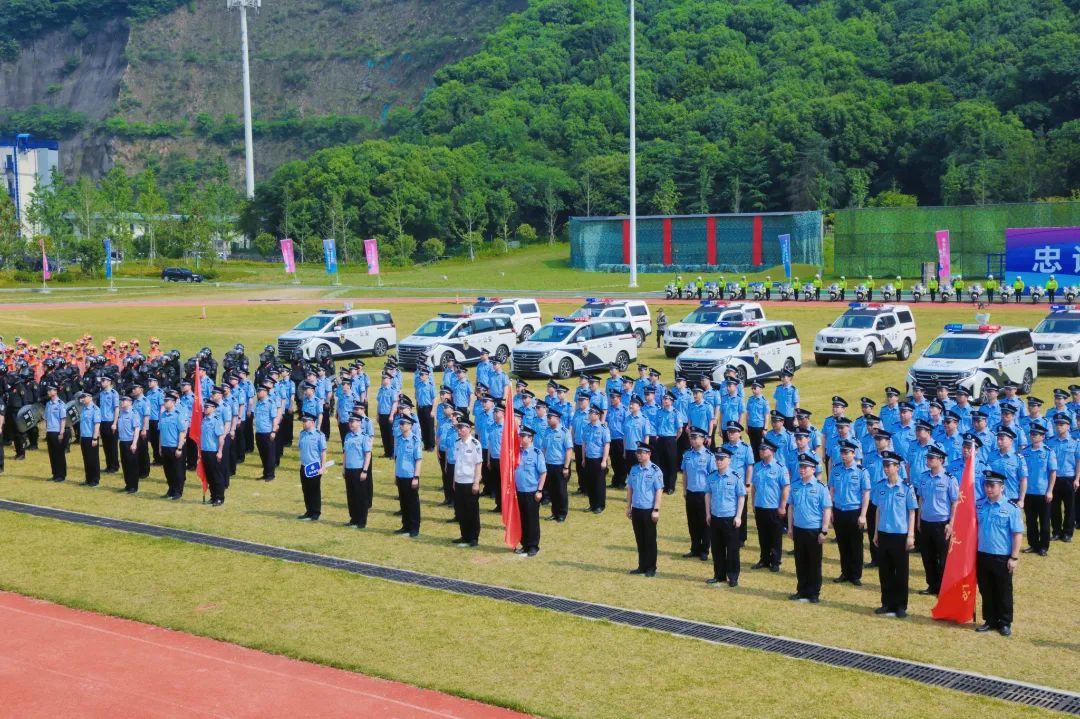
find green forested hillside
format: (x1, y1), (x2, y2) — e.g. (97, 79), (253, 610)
(250, 0), (1080, 262)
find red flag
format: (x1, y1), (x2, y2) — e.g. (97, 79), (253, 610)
(500, 384), (522, 549)
(932, 452), (977, 623)
(189, 361), (209, 497)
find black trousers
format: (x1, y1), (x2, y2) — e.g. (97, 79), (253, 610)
(710, 515), (740, 581)
(865, 503), (879, 564)
(684, 490), (709, 555)
(300, 471), (322, 518)
(833, 508), (864, 581)
(244, 414), (254, 453)
(976, 552), (1013, 627)
(584, 457), (607, 510)
(396, 476), (421, 534)
(100, 423), (119, 471)
(1050, 476), (1075, 538)
(338, 421), (350, 445)
(137, 433), (150, 478)
(609, 438), (626, 487)
(755, 507), (783, 567)
(793, 526), (823, 599)
(218, 436), (232, 489)
(344, 468), (368, 526)
(378, 413), (394, 457)
(877, 531), (909, 611)
(161, 445), (184, 496)
(517, 490), (540, 551)
(573, 445), (584, 493)
(987, 289), (995, 303)
(119, 438), (139, 491)
(149, 420), (161, 463)
(202, 450), (223, 502)
(547, 463), (569, 519)
(418, 405), (435, 451)
(438, 453), (452, 504)
(631, 507), (658, 572)
(80, 437), (100, 485)
(919, 520), (948, 593)
(46, 430), (66, 480)
(281, 408), (294, 446)
(747, 427), (764, 461)
(185, 437), (199, 470)
(455, 482), (480, 542)
(739, 488), (750, 543)
(256, 432), (275, 479)
(655, 436), (678, 492)
(1024, 495), (1051, 551)
(232, 423), (245, 465)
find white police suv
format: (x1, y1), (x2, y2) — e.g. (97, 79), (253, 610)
(511, 317), (638, 379)
(1032, 305), (1080, 376)
(569, 298), (652, 346)
(467, 297), (542, 341)
(277, 308), (396, 362)
(673, 320), (802, 384)
(907, 323), (1037, 400)
(662, 301), (765, 357)
(397, 312), (518, 370)
(814, 303), (916, 367)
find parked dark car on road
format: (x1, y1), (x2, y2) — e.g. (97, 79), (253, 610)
(161, 267), (203, 282)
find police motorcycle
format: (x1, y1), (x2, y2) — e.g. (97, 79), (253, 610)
(704, 281), (720, 300)
(779, 282), (794, 301)
(828, 283), (843, 301)
(854, 283), (870, 302)
(908, 283), (924, 302)
(940, 283), (953, 302)
(751, 282), (767, 301)
(665, 283), (679, 300)
(1065, 286), (1079, 303)
(1000, 284), (1014, 304)
(1029, 285), (1044, 303)
(802, 284), (815, 301)
(881, 283), (898, 301)
(968, 283), (984, 303)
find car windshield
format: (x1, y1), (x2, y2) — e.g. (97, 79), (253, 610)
(570, 306), (605, 318)
(529, 324), (576, 343)
(831, 314), (875, 329)
(692, 329), (746, 350)
(922, 336), (988, 360)
(412, 319), (458, 337)
(1034, 318), (1080, 334)
(293, 315), (331, 332)
(681, 308), (728, 324)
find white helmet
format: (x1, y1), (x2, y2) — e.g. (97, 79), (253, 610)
(989, 274), (994, 279)
(896, 275), (901, 280)
(869, 275), (874, 279)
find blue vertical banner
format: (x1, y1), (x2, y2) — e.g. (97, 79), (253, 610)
(322, 238), (338, 275)
(103, 238), (113, 279)
(778, 233), (792, 278)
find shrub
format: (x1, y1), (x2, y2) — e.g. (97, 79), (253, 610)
(421, 237), (445, 261)
(13, 270), (35, 282)
(54, 271), (74, 283)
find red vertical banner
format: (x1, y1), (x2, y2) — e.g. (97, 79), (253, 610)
(663, 218), (673, 265)
(622, 219), (630, 264)
(191, 361), (208, 498)
(706, 217), (717, 265)
(500, 385), (522, 550)
(932, 453), (977, 623)
(751, 216), (763, 266)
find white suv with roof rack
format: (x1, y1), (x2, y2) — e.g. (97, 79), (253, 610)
(907, 323), (1037, 400)
(511, 316), (638, 379)
(276, 308), (396, 362)
(570, 298), (652, 347)
(466, 297), (542, 341)
(814, 302), (916, 367)
(673, 320), (802, 384)
(1032, 304), (1080, 376)
(397, 312), (518, 370)
(662, 300), (766, 357)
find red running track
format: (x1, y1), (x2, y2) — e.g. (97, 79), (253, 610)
(0, 591), (530, 719)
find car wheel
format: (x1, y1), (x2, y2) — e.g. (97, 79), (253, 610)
(979, 379), (992, 405)
(664, 347), (679, 358)
(633, 329), (645, 347)
(736, 366), (748, 384)
(315, 344), (332, 362)
(557, 358), (574, 379)
(439, 351), (455, 369)
(860, 345), (876, 368)
(782, 358), (796, 375)
(615, 351), (630, 371)
(814, 354), (830, 367)
(1073, 360), (1080, 378)
(1020, 369), (1034, 395)
(372, 339), (388, 357)
(519, 326), (534, 342)
(494, 345), (510, 363)
(897, 339), (912, 361)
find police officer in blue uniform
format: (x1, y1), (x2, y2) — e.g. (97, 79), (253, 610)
(872, 450), (917, 617)
(514, 425), (547, 556)
(705, 446), (746, 587)
(253, 382), (281, 481)
(158, 391), (187, 499)
(988, 426), (1028, 503)
(77, 391), (102, 487)
(581, 406), (611, 513)
(199, 399), (226, 505)
(542, 408), (573, 521)
(828, 439), (870, 585)
(44, 383), (67, 482)
(916, 445), (959, 595)
(116, 394), (142, 493)
(773, 369), (800, 430)
(680, 427), (712, 561)
(788, 453), (833, 603)
(721, 421), (755, 544)
(751, 437), (790, 571)
(297, 412), (327, 521)
(746, 380), (769, 460)
(393, 415), (423, 536)
(626, 444), (664, 577)
(975, 471), (1025, 636)
(1020, 422), (1055, 556)
(1047, 414), (1077, 541)
(343, 412), (373, 527)
(98, 375), (120, 474)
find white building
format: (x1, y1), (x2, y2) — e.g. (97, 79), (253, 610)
(2, 134), (59, 236)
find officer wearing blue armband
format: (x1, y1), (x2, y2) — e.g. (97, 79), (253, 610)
(297, 412), (327, 521)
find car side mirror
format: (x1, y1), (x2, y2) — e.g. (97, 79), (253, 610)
(992, 351), (1005, 360)
(748, 342), (760, 349)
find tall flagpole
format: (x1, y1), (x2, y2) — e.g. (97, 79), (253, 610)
(228, 0), (260, 199)
(628, 0), (638, 288)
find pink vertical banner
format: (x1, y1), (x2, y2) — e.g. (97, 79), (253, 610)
(364, 238), (380, 275)
(39, 238), (50, 280)
(280, 238), (296, 274)
(935, 230), (951, 282)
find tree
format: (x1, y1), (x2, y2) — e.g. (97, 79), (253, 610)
(200, 179), (239, 262)
(422, 237), (445, 261)
(846, 168), (870, 209)
(99, 166), (134, 259)
(651, 177), (680, 215)
(453, 190), (487, 261)
(134, 169), (168, 261)
(515, 223), (538, 245)
(0, 194), (24, 268)
(542, 183), (564, 245)
(26, 167), (76, 254)
(73, 177), (100, 245)
(253, 231), (277, 258)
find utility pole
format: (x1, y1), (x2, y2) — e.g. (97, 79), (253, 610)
(628, 0), (638, 288)
(227, 0), (260, 199)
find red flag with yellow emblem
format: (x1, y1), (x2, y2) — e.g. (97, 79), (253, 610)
(932, 453), (977, 623)
(500, 384), (521, 549)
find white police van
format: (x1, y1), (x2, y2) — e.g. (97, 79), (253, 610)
(397, 312), (518, 370)
(662, 301), (765, 357)
(511, 317), (638, 379)
(907, 323), (1037, 400)
(1032, 305), (1080, 376)
(277, 308), (396, 362)
(569, 298), (652, 347)
(467, 297), (542, 341)
(814, 303), (916, 367)
(673, 320), (802, 384)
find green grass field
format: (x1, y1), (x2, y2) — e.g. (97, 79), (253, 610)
(0, 296), (1076, 715)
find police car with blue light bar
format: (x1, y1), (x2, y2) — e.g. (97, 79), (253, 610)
(813, 303), (915, 368)
(662, 300), (765, 358)
(673, 320), (801, 384)
(907, 322), (1037, 400)
(510, 316), (638, 379)
(1032, 304), (1080, 376)
(569, 298), (652, 347)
